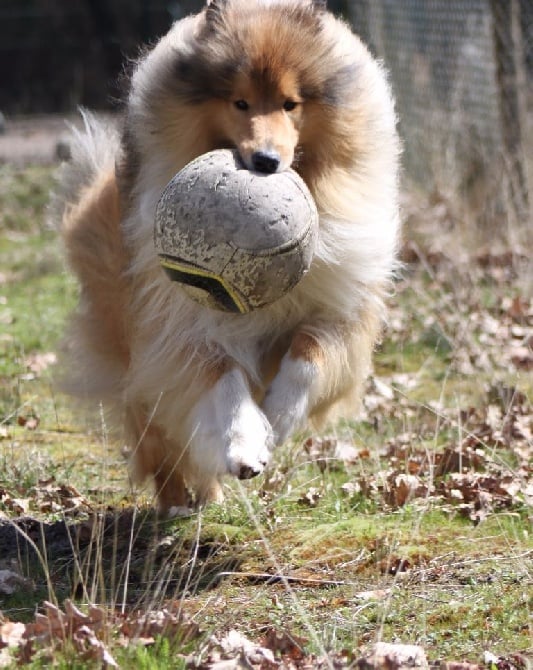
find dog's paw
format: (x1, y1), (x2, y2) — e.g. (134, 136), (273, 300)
(188, 368), (273, 481)
(225, 396), (273, 479)
(263, 355), (318, 446)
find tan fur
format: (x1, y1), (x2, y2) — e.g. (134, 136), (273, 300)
(60, 170), (131, 399)
(289, 332), (324, 364)
(55, 0), (401, 512)
(125, 406), (189, 509)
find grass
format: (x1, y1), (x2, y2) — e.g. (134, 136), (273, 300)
(0, 163), (531, 667)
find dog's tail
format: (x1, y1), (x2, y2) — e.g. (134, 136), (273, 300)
(49, 110), (120, 226)
(52, 111), (131, 406)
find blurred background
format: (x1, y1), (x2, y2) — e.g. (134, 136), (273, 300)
(0, 0), (531, 236)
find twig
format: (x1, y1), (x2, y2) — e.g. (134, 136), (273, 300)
(216, 570), (351, 587)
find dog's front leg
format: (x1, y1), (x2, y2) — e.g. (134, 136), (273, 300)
(262, 332), (323, 446)
(262, 322), (376, 446)
(187, 365), (273, 487)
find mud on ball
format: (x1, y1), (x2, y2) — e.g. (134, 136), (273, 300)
(154, 149), (318, 313)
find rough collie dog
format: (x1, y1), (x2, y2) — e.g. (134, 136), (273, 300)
(53, 0), (400, 512)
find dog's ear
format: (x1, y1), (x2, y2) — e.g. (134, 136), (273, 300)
(206, 0), (228, 25)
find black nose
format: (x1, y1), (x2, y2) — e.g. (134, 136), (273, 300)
(252, 150), (280, 173)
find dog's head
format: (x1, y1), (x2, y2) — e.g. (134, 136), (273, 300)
(209, 64), (303, 175)
(171, 0), (331, 173)
(125, 0), (366, 186)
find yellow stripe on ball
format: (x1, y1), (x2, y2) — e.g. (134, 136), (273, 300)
(159, 257), (248, 314)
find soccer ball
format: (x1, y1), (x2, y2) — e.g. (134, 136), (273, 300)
(154, 149), (318, 313)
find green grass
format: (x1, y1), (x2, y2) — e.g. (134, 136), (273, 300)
(0, 164), (531, 667)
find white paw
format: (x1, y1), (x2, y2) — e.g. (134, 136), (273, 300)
(226, 394), (273, 478)
(188, 368), (273, 481)
(262, 356), (318, 446)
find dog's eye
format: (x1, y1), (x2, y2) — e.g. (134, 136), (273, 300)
(234, 99), (249, 111)
(283, 100), (298, 112)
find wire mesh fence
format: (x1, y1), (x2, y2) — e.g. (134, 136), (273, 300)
(348, 0), (531, 228)
(0, 0), (531, 227)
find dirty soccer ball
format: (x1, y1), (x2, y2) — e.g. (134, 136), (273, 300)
(154, 149), (318, 313)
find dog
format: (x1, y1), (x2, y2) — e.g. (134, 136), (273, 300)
(53, 0), (401, 512)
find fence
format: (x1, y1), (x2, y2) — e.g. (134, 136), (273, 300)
(349, 0), (531, 227)
(1, 0), (531, 227)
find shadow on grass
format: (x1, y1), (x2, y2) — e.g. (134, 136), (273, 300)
(0, 510), (244, 619)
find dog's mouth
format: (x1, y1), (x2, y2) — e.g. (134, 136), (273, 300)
(215, 140), (301, 174)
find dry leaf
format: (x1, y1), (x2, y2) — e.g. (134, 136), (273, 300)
(72, 624), (118, 667)
(341, 481), (362, 497)
(435, 446), (486, 476)
(358, 642), (428, 669)
(334, 441), (361, 465)
(216, 629), (276, 666)
(0, 622), (26, 648)
(510, 346), (533, 371)
(17, 414), (40, 430)
(298, 487), (322, 507)
(386, 473), (427, 507)
(3, 497), (30, 515)
(262, 628), (307, 661)
(24, 352), (57, 375)
(354, 589), (391, 602)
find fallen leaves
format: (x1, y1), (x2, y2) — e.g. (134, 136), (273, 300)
(298, 382), (531, 526)
(23, 352), (57, 376)
(0, 621), (26, 669)
(389, 242), (533, 380)
(338, 442), (531, 523)
(1, 604), (531, 670)
(297, 487), (322, 507)
(202, 629), (277, 668)
(383, 473), (430, 508)
(18, 600), (117, 667)
(0, 478), (91, 517)
(16, 413), (40, 431)
(483, 650), (533, 670)
(332, 380), (532, 523)
(0, 599), (200, 667)
(359, 642), (429, 669)
(195, 633), (494, 670)
(197, 630), (434, 669)
(303, 437), (364, 472)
